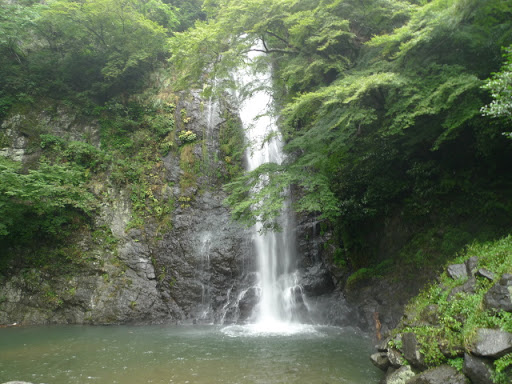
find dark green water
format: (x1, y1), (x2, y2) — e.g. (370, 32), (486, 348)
(0, 324), (382, 384)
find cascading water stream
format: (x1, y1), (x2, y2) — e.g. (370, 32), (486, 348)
(235, 49), (305, 331)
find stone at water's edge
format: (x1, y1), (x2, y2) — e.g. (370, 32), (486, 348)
(406, 365), (466, 384)
(388, 348), (405, 368)
(374, 258), (512, 384)
(402, 332), (426, 370)
(370, 352), (391, 371)
(381, 366), (416, 384)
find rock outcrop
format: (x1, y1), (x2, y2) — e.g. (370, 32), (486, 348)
(0, 92), (255, 325)
(372, 256), (512, 384)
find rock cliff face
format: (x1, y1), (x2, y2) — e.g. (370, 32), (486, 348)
(293, 216), (425, 335)
(373, 255), (512, 384)
(0, 92), (255, 325)
(0, 91), (412, 330)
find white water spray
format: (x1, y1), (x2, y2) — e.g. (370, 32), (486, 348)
(235, 49), (305, 331)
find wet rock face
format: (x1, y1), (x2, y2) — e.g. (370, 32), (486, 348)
(0, 91), (255, 326)
(154, 192), (254, 324)
(141, 91), (255, 324)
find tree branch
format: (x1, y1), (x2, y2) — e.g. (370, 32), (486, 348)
(265, 30), (294, 48)
(250, 48), (298, 55)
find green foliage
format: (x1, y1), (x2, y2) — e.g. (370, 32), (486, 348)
(481, 45), (512, 122)
(219, 111), (245, 181)
(494, 353), (512, 384)
(0, 157), (95, 245)
(40, 134), (104, 169)
(394, 236), (512, 373)
(0, 0), (177, 117)
(345, 260), (393, 287)
(175, 0), (512, 274)
(167, 0), (206, 32)
(179, 144), (197, 191)
(178, 130), (197, 143)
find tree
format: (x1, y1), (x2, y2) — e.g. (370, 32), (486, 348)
(481, 45), (512, 122)
(33, 0), (177, 98)
(0, 157), (96, 248)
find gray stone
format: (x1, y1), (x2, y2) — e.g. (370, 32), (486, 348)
(483, 274), (512, 313)
(448, 277), (477, 300)
(378, 336), (392, 352)
(388, 348), (405, 368)
(420, 304), (439, 325)
(382, 366), (416, 384)
(465, 256), (479, 276)
(237, 287), (260, 322)
(476, 269), (495, 281)
(402, 332), (427, 369)
(371, 352), (391, 371)
(462, 353), (494, 384)
(447, 264), (468, 280)
(406, 365), (467, 384)
(299, 263), (334, 296)
(472, 328), (512, 358)
(0, 91), (256, 327)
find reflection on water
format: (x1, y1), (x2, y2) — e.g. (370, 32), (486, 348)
(0, 325), (382, 384)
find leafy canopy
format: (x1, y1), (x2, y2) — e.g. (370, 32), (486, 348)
(0, 157), (95, 244)
(481, 45), (512, 122)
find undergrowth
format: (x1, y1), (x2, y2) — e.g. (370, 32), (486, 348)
(395, 235), (512, 383)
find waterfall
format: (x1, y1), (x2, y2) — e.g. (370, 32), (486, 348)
(236, 49), (304, 329)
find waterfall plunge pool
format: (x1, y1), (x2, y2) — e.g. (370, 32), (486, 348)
(0, 324), (383, 384)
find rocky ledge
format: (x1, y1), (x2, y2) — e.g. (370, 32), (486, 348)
(371, 256), (512, 384)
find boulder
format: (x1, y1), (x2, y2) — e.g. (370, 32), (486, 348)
(419, 305), (439, 325)
(377, 336), (392, 352)
(447, 264), (468, 280)
(371, 352), (391, 371)
(406, 365), (467, 384)
(472, 328), (512, 358)
(483, 274), (512, 313)
(476, 269), (495, 281)
(402, 332), (427, 370)
(382, 366), (416, 384)
(299, 263), (335, 296)
(448, 277), (476, 301)
(388, 348), (406, 368)
(465, 256), (479, 276)
(462, 353), (494, 384)
(237, 287), (259, 322)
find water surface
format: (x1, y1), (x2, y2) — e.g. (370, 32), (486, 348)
(0, 325), (382, 384)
